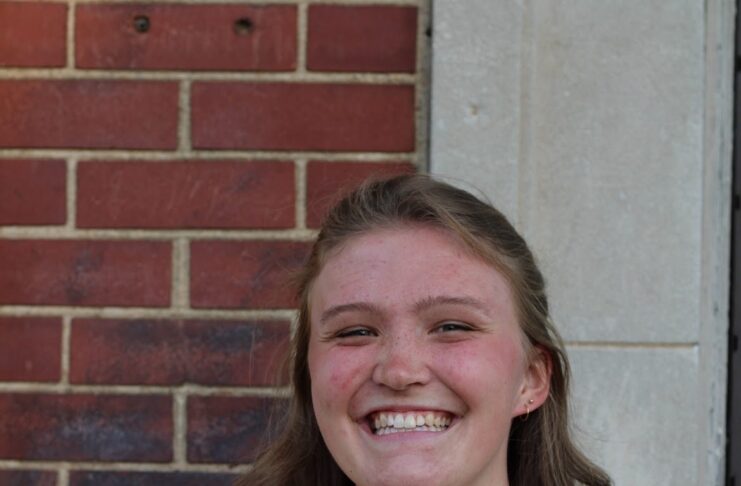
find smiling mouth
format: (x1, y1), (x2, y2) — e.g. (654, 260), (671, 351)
(368, 411), (453, 435)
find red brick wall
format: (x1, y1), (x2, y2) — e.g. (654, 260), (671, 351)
(0, 1), (428, 483)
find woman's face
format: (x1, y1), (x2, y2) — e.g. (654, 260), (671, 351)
(307, 226), (548, 486)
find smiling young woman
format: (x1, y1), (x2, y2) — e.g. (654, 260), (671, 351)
(236, 175), (611, 486)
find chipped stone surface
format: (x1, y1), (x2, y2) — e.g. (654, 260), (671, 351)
(525, 0), (704, 343)
(430, 0), (524, 217)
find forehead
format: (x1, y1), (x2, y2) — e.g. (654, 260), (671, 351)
(309, 226), (515, 315)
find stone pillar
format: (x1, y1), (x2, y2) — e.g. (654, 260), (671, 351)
(430, 1), (734, 484)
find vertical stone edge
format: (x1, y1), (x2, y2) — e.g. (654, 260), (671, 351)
(515, 0), (535, 237)
(699, 0), (735, 483)
(415, 0), (432, 170)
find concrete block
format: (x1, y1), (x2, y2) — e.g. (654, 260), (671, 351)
(568, 346), (699, 485)
(524, 0), (704, 342)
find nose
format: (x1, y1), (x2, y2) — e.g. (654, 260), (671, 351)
(372, 332), (431, 391)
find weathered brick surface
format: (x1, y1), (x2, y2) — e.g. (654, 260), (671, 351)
(0, 393), (172, 461)
(0, 159), (66, 225)
(0, 317), (61, 382)
(76, 4), (296, 71)
(307, 5), (417, 72)
(70, 471), (239, 486)
(0, 0), (424, 476)
(70, 319), (289, 386)
(190, 240), (310, 309)
(0, 240), (171, 307)
(191, 83), (415, 151)
(77, 160), (295, 229)
(0, 469), (57, 486)
(187, 395), (276, 463)
(306, 161), (416, 227)
(0, 80), (178, 149)
(0, 2), (67, 67)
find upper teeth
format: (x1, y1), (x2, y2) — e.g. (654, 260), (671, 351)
(371, 412), (452, 433)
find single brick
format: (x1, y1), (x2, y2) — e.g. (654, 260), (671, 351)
(70, 319), (289, 386)
(0, 317), (62, 382)
(306, 161), (415, 228)
(77, 160), (295, 229)
(191, 83), (415, 151)
(70, 471), (239, 486)
(0, 393), (172, 461)
(0, 470), (56, 486)
(307, 5), (417, 72)
(0, 239), (171, 307)
(76, 4), (296, 71)
(0, 159), (66, 225)
(0, 80), (178, 149)
(187, 395), (277, 463)
(0, 2), (67, 67)
(190, 240), (310, 309)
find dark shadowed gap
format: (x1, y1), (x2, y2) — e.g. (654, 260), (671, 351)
(728, 1), (741, 483)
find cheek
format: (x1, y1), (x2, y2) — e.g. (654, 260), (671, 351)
(308, 344), (373, 412)
(439, 336), (526, 399)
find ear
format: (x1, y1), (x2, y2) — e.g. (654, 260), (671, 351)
(513, 345), (552, 417)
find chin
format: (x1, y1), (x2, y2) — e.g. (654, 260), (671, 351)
(353, 469), (444, 486)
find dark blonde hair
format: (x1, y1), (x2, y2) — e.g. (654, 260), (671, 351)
(237, 174), (611, 486)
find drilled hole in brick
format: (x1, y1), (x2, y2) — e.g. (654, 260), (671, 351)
(133, 15), (150, 33)
(234, 17), (254, 35)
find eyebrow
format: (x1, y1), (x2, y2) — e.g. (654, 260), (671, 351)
(413, 295), (489, 314)
(318, 295), (488, 326)
(318, 302), (384, 326)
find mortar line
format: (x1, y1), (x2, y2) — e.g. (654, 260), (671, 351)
(173, 391), (187, 465)
(0, 460), (252, 474)
(564, 341), (699, 349)
(0, 227), (318, 240)
(0, 150), (416, 162)
(178, 80), (191, 153)
(60, 316), (72, 385)
(171, 239), (190, 309)
(58, 468), (69, 486)
(294, 159), (307, 230)
(296, 2), (308, 73)
(0, 69), (416, 83)
(65, 0), (420, 4)
(66, 0), (75, 69)
(65, 158), (77, 230)
(0, 383), (291, 397)
(0, 306), (297, 320)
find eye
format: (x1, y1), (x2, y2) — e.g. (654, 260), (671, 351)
(336, 327), (376, 339)
(434, 321), (474, 333)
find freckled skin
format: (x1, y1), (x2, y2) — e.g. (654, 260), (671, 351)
(307, 227), (549, 486)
